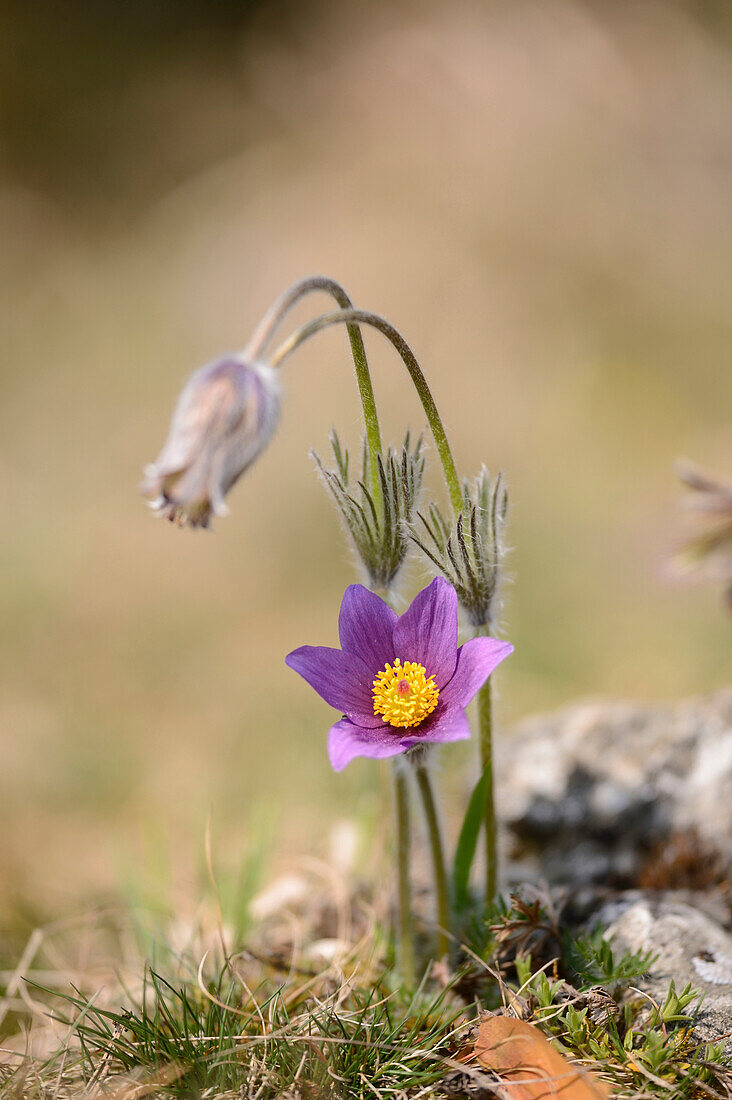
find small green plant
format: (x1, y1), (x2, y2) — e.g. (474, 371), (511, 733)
(564, 926), (654, 987)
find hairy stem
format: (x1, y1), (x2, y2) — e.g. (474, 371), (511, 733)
(244, 276), (383, 504)
(475, 625), (497, 904)
(270, 308), (463, 516)
(393, 762), (416, 986)
(414, 759), (451, 960)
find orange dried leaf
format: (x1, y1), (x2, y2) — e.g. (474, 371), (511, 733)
(475, 1015), (611, 1099)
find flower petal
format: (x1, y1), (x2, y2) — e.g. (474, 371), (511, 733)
(439, 636), (513, 709)
(338, 585), (397, 672)
(327, 718), (406, 771)
(392, 576), (458, 686)
(285, 646), (382, 727)
(402, 705), (472, 748)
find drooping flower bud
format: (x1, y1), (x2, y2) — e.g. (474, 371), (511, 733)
(142, 356), (280, 529)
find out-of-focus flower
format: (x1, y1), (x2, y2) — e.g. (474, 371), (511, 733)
(142, 356), (280, 529)
(673, 460), (732, 613)
(286, 577), (512, 770)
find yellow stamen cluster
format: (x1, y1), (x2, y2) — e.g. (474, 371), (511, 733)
(372, 658), (439, 728)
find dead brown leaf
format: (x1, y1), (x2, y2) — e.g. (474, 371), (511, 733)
(475, 1015), (611, 1099)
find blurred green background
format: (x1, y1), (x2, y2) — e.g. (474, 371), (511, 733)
(1, 0), (730, 914)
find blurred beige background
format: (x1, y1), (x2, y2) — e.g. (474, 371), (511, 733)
(1, 0), (730, 916)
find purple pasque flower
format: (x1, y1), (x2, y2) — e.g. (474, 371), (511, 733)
(286, 577), (513, 771)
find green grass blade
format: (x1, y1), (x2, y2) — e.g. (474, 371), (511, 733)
(453, 761), (492, 913)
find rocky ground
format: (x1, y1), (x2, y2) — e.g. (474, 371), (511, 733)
(499, 687), (732, 1054)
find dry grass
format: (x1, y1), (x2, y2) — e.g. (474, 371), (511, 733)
(1, 874), (730, 1098)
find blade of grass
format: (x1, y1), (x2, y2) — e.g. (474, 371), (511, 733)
(453, 760), (493, 913)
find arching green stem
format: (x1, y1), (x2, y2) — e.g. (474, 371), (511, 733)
(413, 759), (450, 960)
(269, 309), (464, 517)
(244, 277), (383, 505)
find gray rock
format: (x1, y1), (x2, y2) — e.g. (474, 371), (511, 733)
(598, 894), (732, 1054)
(498, 689), (732, 887)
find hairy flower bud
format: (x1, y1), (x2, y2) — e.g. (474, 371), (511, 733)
(410, 468), (507, 628)
(312, 431), (425, 592)
(142, 356), (280, 529)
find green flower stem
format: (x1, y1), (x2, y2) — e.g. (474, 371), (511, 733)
(269, 308), (464, 517)
(413, 759), (451, 960)
(244, 277), (383, 505)
(392, 762), (416, 987)
(475, 624), (497, 904)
